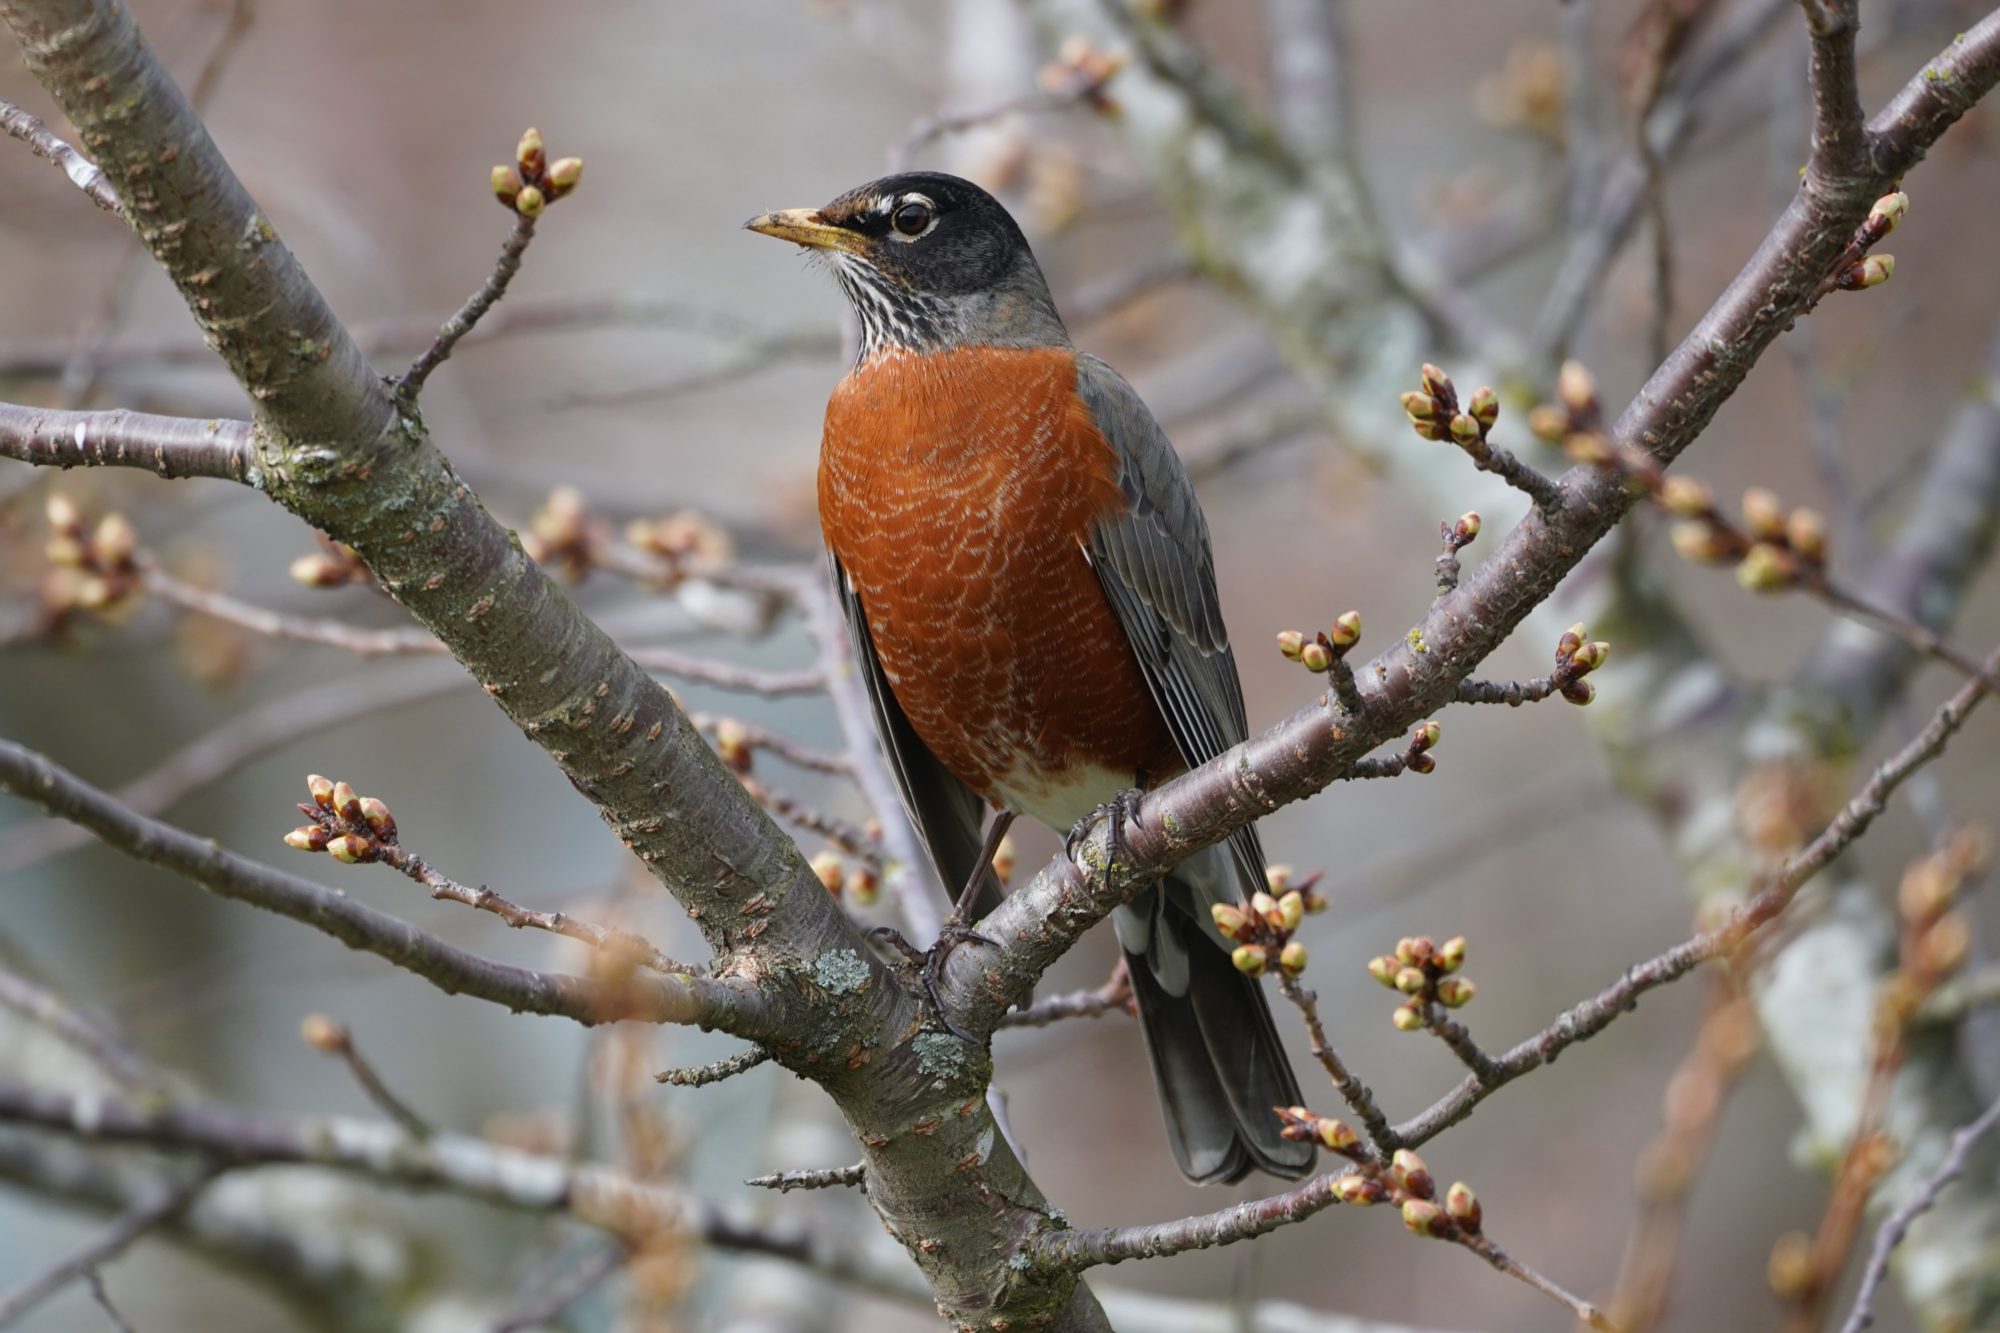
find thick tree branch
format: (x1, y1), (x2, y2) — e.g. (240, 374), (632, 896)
(0, 738), (767, 1036)
(0, 402), (255, 480)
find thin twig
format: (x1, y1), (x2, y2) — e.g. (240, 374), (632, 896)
(655, 1045), (770, 1087)
(0, 963), (156, 1091)
(1277, 975), (1393, 1160)
(305, 1016), (434, 1138)
(998, 963), (1132, 1029)
(400, 214), (536, 397)
(1456, 1232), (1614, 1330)
(489, 1245), (629, 1333)
(0, 97), (121, 214)
(1392, 651), (1997, 1148)
(0, 1166), (222, 1326)
(83, 1271), (136, 1333)
(746, 1163), (867, 1193)
(1837, 1093), (2000, 1333)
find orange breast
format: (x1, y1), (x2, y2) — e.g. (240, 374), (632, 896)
(819, 345), (1181, 816)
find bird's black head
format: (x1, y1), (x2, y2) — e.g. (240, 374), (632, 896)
(746, 172), (1066, 361)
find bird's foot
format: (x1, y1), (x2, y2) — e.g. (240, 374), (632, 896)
(867, 920), (993, 1044)
(1063, 787), (1147, 869)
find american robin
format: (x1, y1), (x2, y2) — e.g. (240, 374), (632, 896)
(747, 172), (1311, 1184)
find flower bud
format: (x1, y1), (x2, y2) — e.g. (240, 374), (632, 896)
(1412, 721), (1440, 751)
(1301, 886), (1330, 915)
(991, 834), (1017, 884)
(1671, 520), (1730, 564)
(1768, 1232), (1813, 1299)
(1334, 1174), (1385, 1205)
(326, 834), (374, 864)
(1448, 413), (1482, 446)
(307, 774), (336, 808)
(714, 718), (752, 772)
(1570, 640), (1609, 673)
(491, 164), (523, 203)
(1231, 944), (1268, 976)
(1276, 891), (1305, 934)
(1279, 941), (1309, 975)
(284, 825), (329, 852)
(45, 535), (87, 569)
(1367, 955), (1401, 987)
(1562, 431), (1614, 465)
(1437, 936), (1467, 972)
(1400, 390), (1437, 422)
(1454, 511), (1481, 542)
(1556, 360), (1596, 415)
(1394, 967), (1427, 994)
(358, 796), (396, 838)
(1868, 191), (1909, 233)
(1467, 386), (1499, 429)
(1921, 912), (1972, 976)
(515, 127), (545, 174)
(1299, 641), (1333, 672)
(1786, 507), (1828, 563)
(1557, 623), (1585, 657)
(1736, 542), (1797, 593)
(1420, 363), (1453, 400)
(1392, 1148), (1435, 1198)
(1527, 404), (1567, 442)
(46, 493), (81, 537)
(93, 514), (136, 568)
(1561, 678), (1597, 706)
(1659, 475), (1713, 518)
(299, 1013), (347, 1053)
(1212, 902), (1252, 941)
(810, 850), (844, 894)
(331, 781), (363, 825)
(1265, 864), (1293, 894)
(1402, 1198), (1450, 1237)
(845, 864), (880, 907)
(545, 156), (584, 197)
(1436, 977), (1477, 1007)
(1399, 935), (1434, 966)
(1275, 629), (1305, 660)
(1391, 1003), (1423, 1031)
(1250, 891), (1282, 927)
(1897, 856), (1954, 925)
(73, 576), (116, 611)
(1850, 254), (1895, 289)
(1741, 487), (1787, 540)
(515, 185), (546, 218)
(1317, 1117), (1358, 1152)
(1445, 1180), (1482, 1229)
(1331, 611), (1361, 649)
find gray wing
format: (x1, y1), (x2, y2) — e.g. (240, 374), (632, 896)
(828, 555), (1001, 918)
(1075, 353), (1268, 892)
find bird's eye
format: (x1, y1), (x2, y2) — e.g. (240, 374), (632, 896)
(891, 198), (934, 236)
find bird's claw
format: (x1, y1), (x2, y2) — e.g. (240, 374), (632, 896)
(868, 922), (991, 1044)
(1063, 787), (1147, 867)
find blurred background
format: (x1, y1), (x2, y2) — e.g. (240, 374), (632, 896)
(3, 0), (1999, 1329)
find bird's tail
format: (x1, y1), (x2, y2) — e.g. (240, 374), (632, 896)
(1114, 853), (1313, 1184)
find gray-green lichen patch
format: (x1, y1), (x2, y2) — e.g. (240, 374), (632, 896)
(912, 1031), (970, 1088)
(810, 949), (870, 995)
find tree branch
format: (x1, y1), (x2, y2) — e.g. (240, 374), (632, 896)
(0, 94), (120, 212)
(0, 402), (255, 481)
(0, 737), (768, 1036)
(0, 1166), (220, 1327)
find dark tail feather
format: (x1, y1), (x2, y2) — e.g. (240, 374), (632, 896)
(1124, 879), (1314, 1184)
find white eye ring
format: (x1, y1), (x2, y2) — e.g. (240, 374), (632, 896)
(888, 193), (937, 240)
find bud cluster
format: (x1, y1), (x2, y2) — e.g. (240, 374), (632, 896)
(809, 849), (881, 908)
(626, 509), (734, 574)
(1401, 364), (1500, 460)
(1277, 611), (1361, 675)
(1551, 621), (1611, 707)
(1828, 192), (1906, 294)
(1525, 359), (1628, 472)
(523, 485), (607, 583)
(42, 494), (141, 617)
(284, 773), (399, 864)
(1211, 864), (1328, 978)
(288, 536), (372, 590)
(491, 128), (583, 219)
(1366, 933), (1475, 1031)
(1660, 480), (1828, 594)
(1880, 827), (1989, 1029)
(1270, 1123), (1488, 1242)
(1041, 36), (1126, 113)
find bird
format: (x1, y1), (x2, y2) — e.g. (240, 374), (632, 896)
(746, 172), (1312, 1184)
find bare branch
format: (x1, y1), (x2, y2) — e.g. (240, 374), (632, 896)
(655, 1045), (770, 1088)
(1799, 0), (1868, 176)
(0, 963), (156, 1091)
(998, 961), (1130, 1030)
(746, 1163), (867, 1193)
(1838, 1093), (2000, 1333)
(299, 1015), (434, 1139)
(400, 213), (537, 397)
(1394, 653), (1995, 1147)
(489, 1246), (629, 1333)
(1278, 975), (1394, 1160)
(0, 1166), (220, 1327)
(0, 403), (254, 481)
(0, 95), (120, 212)
(0, 738), (768, 1036)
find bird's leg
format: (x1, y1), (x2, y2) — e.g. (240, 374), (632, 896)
(1063, 787), (1147, 872)
(914, 810), (1015, 1041)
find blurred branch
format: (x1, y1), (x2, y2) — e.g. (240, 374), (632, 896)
(0, 1079), (930, 1304)
(0, 403), (255, 480)
(489, 1245), (629, 1333)
(1838, 1091), (2000, 1333)
(0, 1165), (221, 1327)
(0, 962), (156, 1092)
(0, 96), (121, 213)
(299, 1016), (434, 1139)
(0, 738), (765, 1035)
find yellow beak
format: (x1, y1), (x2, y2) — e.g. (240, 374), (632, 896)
(743, 208), (865, 254)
